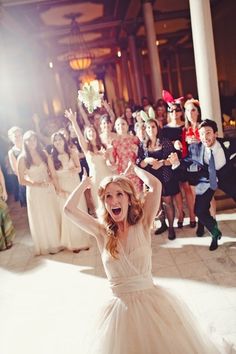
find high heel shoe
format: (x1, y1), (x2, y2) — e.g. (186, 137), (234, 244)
(190, 221), (196, 228)
(177, 221), (183, 228)
(177, 211), (185, 228)
(196, 222), (205, 237)
(168, 227), (176, 240)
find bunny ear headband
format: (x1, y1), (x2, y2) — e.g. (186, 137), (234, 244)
(162, 90), (184, 111)
(139, 106), (156, 122)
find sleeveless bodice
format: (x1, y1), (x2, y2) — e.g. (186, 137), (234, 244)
(101, 223), (154, 296)
(86, 151), (111, 182)
(55, 157), (79, 193)
(26, 162), (50, 183)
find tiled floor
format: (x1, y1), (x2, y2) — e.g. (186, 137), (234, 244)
(1, 199), (236, 354)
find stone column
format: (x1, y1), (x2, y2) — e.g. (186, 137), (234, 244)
(142, 0), (163, 101)
(175, 50), (183, 97)
(137, 48), (148, 97)
(166, 58), (173, 94)
(189, 0), (223, 136)
(120, 46), (133, 102)
(128, 34), (142, 104)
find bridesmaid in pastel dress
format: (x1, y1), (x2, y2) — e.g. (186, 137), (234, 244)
(48, 132), (90, 253)
(17, 131), (62, 256)
(64, 109), (113, 211)
(99, 115), (117, 148)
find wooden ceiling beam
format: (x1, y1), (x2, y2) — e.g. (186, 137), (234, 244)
(34, 9), (190, 40)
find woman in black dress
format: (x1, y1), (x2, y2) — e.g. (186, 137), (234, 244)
(162, 101), (196, 228)
(137, 119), (180, 240)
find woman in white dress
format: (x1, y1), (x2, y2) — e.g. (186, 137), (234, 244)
(48, 132), (90, 253)
(99, 115), (117, 148)
(17, 131), (62, 256)
(64, 163), (220, 354)
(64, 109), (113, 211)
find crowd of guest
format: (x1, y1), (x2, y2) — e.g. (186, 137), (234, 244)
(1, 91), (236, 254)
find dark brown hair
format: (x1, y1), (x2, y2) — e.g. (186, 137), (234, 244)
(84, 125), (105, 152)
(51, 132), (71, 170)
(22, 130), (47, 169)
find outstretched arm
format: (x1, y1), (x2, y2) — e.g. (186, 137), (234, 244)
(125, 163), (162, 229)
(64, 171), (104, 246)
(64, 109), (88, 154)
(78, 101), (90, 126)
(102, 99), (116, 125)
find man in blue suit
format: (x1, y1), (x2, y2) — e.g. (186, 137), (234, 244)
(169, 119), (236, 251)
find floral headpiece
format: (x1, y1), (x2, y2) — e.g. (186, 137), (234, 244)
(184, 98), (200, 109)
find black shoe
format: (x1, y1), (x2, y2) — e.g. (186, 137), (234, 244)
(196, 223), (205, 237)
(177, 221), (183, 228)
(209, 235), (221, 251)
(155, 222), (168, 235)
(190, 221), (196, 228)
(168, 227), (176, 240)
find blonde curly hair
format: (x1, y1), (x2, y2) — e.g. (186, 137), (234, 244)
(98, 175), (143, 258)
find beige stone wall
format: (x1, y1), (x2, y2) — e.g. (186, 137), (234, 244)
(212, 0), (236, 96)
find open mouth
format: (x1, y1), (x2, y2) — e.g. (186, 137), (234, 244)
(112, 208), (121, 215)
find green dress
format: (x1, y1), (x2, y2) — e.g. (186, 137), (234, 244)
(0, 190), (15, 251)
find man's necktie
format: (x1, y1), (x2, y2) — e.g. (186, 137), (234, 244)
(208, 149), (218, 190)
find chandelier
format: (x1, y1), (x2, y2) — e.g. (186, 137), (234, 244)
(69, 56), (91, 71)
(67, 15), (92, 71)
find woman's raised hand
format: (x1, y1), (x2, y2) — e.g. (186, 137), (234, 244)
(64, 109), (77, 124)
(174, 140), (183, 151)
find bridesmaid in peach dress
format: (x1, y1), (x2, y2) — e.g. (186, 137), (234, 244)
(17, 131), (62, 256)
(64, 109), (113, 211)
(48, 132), (90, 253)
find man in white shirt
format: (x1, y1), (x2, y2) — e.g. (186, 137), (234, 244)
(169, 119), (236, 251)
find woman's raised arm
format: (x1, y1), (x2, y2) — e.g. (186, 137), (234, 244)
(64, 109), (88, 154)
(125, 163), (162, 229)
(64, 172), (104, 247)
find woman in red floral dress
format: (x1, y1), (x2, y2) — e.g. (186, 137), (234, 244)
(112, 117), (142, 193)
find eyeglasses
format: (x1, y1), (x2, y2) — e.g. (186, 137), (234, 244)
(169, 107), (182, 113)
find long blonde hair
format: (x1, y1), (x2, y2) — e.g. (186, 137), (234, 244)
(98, 175), (143, 258)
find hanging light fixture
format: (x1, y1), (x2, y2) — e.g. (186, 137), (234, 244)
(67, 15), (92, 71)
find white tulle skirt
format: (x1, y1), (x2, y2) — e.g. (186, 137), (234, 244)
(84, 284), (222, 354)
